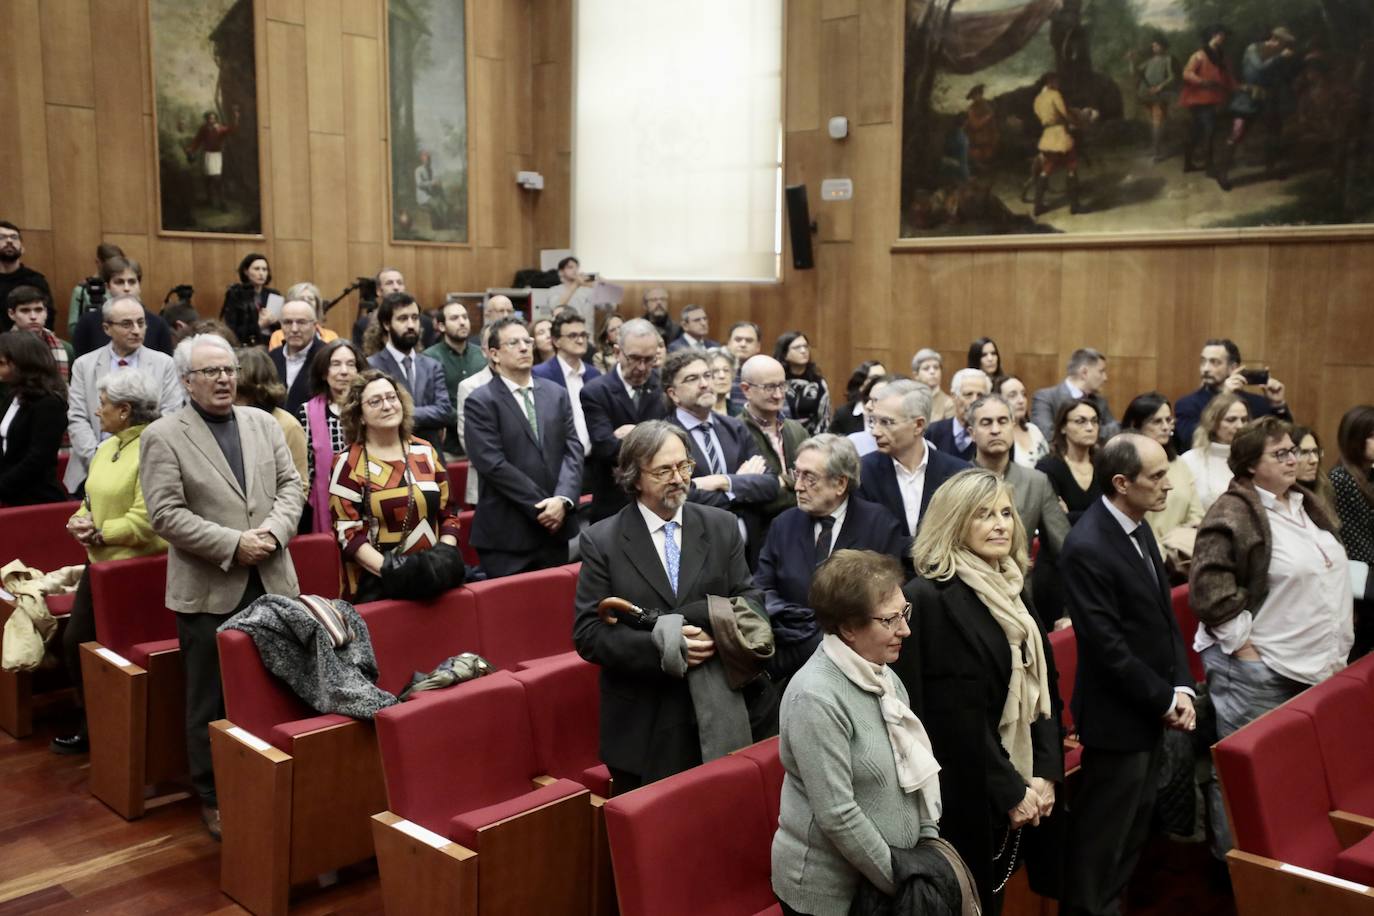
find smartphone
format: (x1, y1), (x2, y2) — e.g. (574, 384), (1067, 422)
(1239, 367), (1270, 386)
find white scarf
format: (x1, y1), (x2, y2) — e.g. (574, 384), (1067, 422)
(822, 634), (943, 824)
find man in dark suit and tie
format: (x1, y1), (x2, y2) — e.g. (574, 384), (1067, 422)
(1060, 433), (1197, 916)
(1030, 347), (1122, 443)
(859, 379), (970, 544)
(465, 317), (584, 578)
(268, 297), (323, 417)
(755, 433), (904, 680)
(580, 318), (669, 521)
(367, 292), (452, 449)
(532, 310), (600, 459)
(666, 304), (720, 352)
(924, 367), (989, 461)
(573, 421), (774, 791)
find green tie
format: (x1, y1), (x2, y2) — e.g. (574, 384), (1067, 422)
(520, 387), (539, 442)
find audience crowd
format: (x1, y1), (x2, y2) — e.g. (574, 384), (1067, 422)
(2, 223), (1368, 913)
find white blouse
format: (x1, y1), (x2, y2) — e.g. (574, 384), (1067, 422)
(1180, 442), (1234, 511)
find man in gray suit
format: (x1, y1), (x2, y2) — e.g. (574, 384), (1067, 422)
(1030, 347), (1120, 443)
(465, 316), (584, 577)
(968, 394), (1070, 556)
(140, 334), (305, 838)
(65, 295), (182, 493)
(367, 291), (452, 449)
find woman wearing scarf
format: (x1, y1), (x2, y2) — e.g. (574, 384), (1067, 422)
(772, 549), (944, 916)
(893, 468), (1063, 913)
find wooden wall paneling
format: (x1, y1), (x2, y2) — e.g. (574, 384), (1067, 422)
(471, 0), (505, 60)
(1159, 246), (1215, 398)
(968, 250), (1017, 339)
(266, 21), (313, 241)
(90, 0), (151, 236)
(786, 0), (822, 134)
(1262, 242), (1331, 425)
(1206, 243), (1270, 363)
(38, 0), (95, 109)
(1013, 353), (1061, 395)
(309, 132), (350, 330)
(265, 0), (306, 25)
(1320, 242), (1371, 370)
(0, 0), (53, 232)
(1056, 250), (1111, 357)
(341, 0), (380, 39)
(924, 252), (976, 352)
(530, 0), (568, 66)
(304, 0), (345, 136)
(271, 239), (315, 295)
(346, 240), (384, 326)
(470, 56), (502, 249)
(191, 240), (247, 323)
(1318, 365), (1374, 459)
(342, 36), (384, 244)
(821, 0), (859, 20)
(144, 237), (196, 316)
(855, 0), (898, 126)
(381, 244), (417, 286)
(814, 241), (852, 364)
(1011, 250), (1062, 359)
(1104, 357), (1158, 415)
(45, 106), (103, 309)
(17, 231), (56, 292)
(1104, 247), (1164, 361)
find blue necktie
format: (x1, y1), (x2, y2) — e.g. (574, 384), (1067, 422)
(663, 521), (680, 593)
(696, 421), (723, 474)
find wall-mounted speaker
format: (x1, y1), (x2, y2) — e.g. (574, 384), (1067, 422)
(785, 184), (815, 270)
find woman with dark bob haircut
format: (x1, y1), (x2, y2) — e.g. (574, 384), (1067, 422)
(220, 252), (280, 347)
(774, 330), (831, 436)
(0, 330), (68, 505)
(298, 340), (365, 532)
(772, 549), (951, 916)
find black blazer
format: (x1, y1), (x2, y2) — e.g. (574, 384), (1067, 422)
(925, 417), (976, 461)
(579, 370), (667, 521)
(828, 401), (865, 436)
(857, 446), (971, 538)
(0, 394), (68, 505)
(269, 338), (322, 418)
(893, 575), (1063, 910)
(572, 501), (769, 782)
(1060, 498), (1191, 752)
(666, 411), (780, 508)
(72, 306), (174, 359)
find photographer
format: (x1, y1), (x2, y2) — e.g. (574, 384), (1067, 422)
(1174, 338), (1289, 450)
(220, 252), (279, 348)
(72, 257), (175, 358)
(67, 243), (124, 334)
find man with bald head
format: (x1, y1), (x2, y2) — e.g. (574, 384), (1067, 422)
(269, 298), (323, 416)
(739, 354), (808, 522)
(1061, 433), (1195, 916)
(641, 286), (681, 346)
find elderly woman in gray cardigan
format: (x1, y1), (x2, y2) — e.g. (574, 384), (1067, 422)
(772, 549), (943, 916)
(1190, 416), (1354, 860)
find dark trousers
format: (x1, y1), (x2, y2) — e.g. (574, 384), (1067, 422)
(178, 570), (264, 807)
(60, 566), (94, 714)
(477, 541), (568, 579)
(607, 767), (643, 796)
(1062, 741), (1163, 916)
(777, 898), (812, 916)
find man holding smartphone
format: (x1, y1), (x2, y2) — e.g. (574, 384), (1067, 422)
(1174, 337), (1290, 449)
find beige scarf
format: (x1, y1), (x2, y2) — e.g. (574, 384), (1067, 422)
(822, 634), (943, 824)
(950, 549), (1051, 782)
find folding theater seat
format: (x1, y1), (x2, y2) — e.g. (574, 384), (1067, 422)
(457, 509), (478, 567)
(1287, 677), (1374, 832)
(1170, 584), (1205, 683)
(733, 736), (784, 830)
(468, 564), (578, 670)
(603, 753), (779, 916)
(446, 460), (469, 510)
(212, 566), (487, 916)
(1047, 626), (1080, 774)
(0, 500), (85, 737)
(371, 670), (592, 916)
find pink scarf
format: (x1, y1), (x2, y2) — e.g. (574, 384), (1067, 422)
(305, 396), (335, 534)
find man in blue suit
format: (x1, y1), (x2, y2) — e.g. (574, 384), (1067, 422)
(859, 379), (970, 544)
(1173, 338), (1290, 450)
(923, 367), (989, 461)
(580, 318), (669, 521)
(465, 317), (584, 578)
(532, 310), (600, 457)
(367, 292), (452, 450)
(755, 433), (904, 680)
(666, 304), (720, 352)
(661, 350), (780, 559)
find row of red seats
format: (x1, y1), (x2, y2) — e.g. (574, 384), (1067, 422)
(1214, 652), (1374, 914)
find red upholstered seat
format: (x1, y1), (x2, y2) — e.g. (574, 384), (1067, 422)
(0, 501), (85, 570)
(89, 554), (173, 658)
(218, 628), (315, 748)
(446, 460), (469, 510)
(467, 564), (578, 670)
(45, 592), (75, 616)
(288, 533), (342, 600)
(456, 509), (478, 566)
(1048, 627), (1076, 734)
(1170, 585), (1205, 683)
(127, 637), (180, 670)
(362, 590), (482, 695)
(512, 652), (608, 796)
(448, 777), (586, 848)
(1336, 652), (1374, 697)
(1287, 677), (1374, 817)
(734, 736), (784, 830)
(1214, 707), (1345, 875)
(604, 753), (776, 916)
(374, 670), (566, 839)
(1336, 832), (1374, 885)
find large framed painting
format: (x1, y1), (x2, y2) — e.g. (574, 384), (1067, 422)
(149, 0), (263, 237)
(386, 0), (472, 245)
(897, 0), (1374, 245)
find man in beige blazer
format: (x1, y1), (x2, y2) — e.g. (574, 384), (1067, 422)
(140, 333), (305, 838)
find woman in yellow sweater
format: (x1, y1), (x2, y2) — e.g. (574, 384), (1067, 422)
(54, 369), (168, 755)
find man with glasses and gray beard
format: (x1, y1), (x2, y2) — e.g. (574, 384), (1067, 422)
(141, 334), (304, 839)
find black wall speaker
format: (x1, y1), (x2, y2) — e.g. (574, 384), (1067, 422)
(785, 184), (815, 270)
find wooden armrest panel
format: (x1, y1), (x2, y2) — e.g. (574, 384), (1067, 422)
(372, 812), (477, 916)
(1228, 849), (1374, 916)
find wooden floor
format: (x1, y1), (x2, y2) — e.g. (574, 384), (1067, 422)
(0, 704), (1234, 916)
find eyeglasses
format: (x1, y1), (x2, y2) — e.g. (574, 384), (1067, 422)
(644, 459), (696, 482)
(1298, 447), (1322, 460)
(1067, 417), (1100, 427)
(870, 415), (908, 429)
(107, 319), (147, 331)
(560, 332), (590, 341)
(622, 353), (656, 366)
(1266, 447), (1299, 462)
(187, 365), (237, 379)
(364, 392), (401, 410)
(792, 468), (832, 488)
(497, 337), (534, 350)
(746, 381), (787, 394)
(872, 603), (913, 631)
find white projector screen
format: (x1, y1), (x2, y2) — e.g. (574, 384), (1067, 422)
(573, 0), (783, 283)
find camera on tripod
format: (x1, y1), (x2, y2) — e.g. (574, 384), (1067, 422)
(81, 276), (107, 316)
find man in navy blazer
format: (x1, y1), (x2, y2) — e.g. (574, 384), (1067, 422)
(923, 367), (989, 461)
(666, 304), (720, 352)
(1173, 338), (1290, 450)
(580, 318), (669, 521)
(1060, 434), (1196, 916)
(465, 317), (584, 578)
(532, 310), (600, 456)
(756, 434), (904, 680)
(859, 380), (970, 543)
(367, 292), (452, 449)
(268, 298), (323, 417)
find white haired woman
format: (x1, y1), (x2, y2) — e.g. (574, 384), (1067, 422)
(54, 368), (168, 755)
(267, 281), (339, 349)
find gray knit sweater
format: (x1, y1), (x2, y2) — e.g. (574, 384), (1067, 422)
(771, 649), (938, 916)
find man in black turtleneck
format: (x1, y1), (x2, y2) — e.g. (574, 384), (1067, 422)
(140, 333), (305, 840)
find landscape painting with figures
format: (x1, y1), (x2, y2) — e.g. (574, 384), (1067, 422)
(898, 0), (1374, 240)
(387, 0), (470, 245)
(150, 0), (262, 236)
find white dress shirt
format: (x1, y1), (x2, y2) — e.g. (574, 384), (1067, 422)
(637, 500), (684, 581)
(1194, 487), (1354, 685)
(813, 497), (849, 548)
(0, 400), (18, 455)
(386, 341), (418, 390)
(283, 343), (310, 390)
(108, 343), (141, 370)
(558, 354), (591, 452)
(893, 445), (931, 536)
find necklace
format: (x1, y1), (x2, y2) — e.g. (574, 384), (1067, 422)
(991, 825), (1022, 894)
(1279, 499), (1336, 570)
(109, 431), (135, 463)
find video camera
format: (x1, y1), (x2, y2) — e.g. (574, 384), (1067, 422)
(81, 276), (107, 317)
